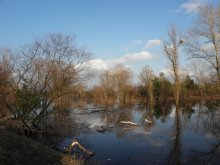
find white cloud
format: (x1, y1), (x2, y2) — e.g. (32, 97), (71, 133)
(87, 59), (109, 70)
(181, 0), (206, 13)
(88, 51), (153, 71)
(115, 51), (152, 63)
(144, 40), (162, 49)
(169, 0), (206, 14)
(124, 39), (161, 51)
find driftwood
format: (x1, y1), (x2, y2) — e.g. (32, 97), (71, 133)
(120, 121), (139, 126)
(67, 141), (93, 156)
(145, 114), (153, 124)
(145, 118), (153, 124)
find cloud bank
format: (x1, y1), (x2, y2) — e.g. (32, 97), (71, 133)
(88, 51), (152, 71)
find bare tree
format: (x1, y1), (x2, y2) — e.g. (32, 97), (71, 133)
(100, 70), (116, 104)
(139, 65), (154, 103)
(0, 53), (12, 117)
(90, 85), (106, 104)
(163, 25), (182, 105)
(185, 4), (220, 81)
(189, 61), (212, 96)
(1, 33), (92, 130)
(113, 64), (133, 104)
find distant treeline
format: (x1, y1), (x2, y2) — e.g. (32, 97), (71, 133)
(85, 66), (220, 106)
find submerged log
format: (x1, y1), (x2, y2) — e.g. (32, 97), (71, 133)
(120, 121), (139, 126)
(68, 141), (93, 156)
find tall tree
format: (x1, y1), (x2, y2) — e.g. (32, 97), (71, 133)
(0, 54), (12, 117)
(185, 4), (220, 81)
(139, 65), (154, 103)
(100, 70), (116, 103)
(163, 25), (182, 105)
(113, 64), (133, 104)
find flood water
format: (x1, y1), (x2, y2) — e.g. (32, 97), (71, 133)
(53, 101), (220, 165)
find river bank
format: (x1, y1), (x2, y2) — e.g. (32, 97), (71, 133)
(0, 118), (83, 165)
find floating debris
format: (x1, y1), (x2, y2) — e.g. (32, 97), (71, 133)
(120, 121), (139, 126)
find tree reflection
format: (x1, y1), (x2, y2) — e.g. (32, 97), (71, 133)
(153, 102), (172, 123)
(168, 104), (182, 165)
(181, 101), (196, 120)
(116, 109), (135, 138)
(195, 100), (220, 134)
(188, 142), (220, 164)
(138, 103), (154, 134)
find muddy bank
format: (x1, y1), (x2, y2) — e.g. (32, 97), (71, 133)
(0, 128), (83, 165)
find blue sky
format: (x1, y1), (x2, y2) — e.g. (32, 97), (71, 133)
(0, 0), (218, 84)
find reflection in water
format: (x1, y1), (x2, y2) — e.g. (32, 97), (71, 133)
(168, 105), (182, 165)
(154, 102), (172, 123)
(52, 101), (220, 164)
(189, 142), (220, 164)
(199, 101), (220, 131)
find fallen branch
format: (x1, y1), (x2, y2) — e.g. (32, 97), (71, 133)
(145, 115), (153, 124)
(68, 141), (93, 156)
(120, 121), (139, 126)
(145, 118), (153, 124)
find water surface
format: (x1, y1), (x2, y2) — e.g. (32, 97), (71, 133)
(55, 101), (220, 164)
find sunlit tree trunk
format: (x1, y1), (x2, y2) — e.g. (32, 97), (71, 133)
(163, 25), (182, 106)
(168, 105), (182, 165)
